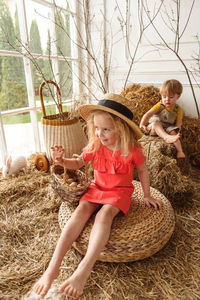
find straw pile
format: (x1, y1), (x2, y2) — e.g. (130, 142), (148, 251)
(181, 116), (200, 168)
(0, 155), (200, 299)
(121, 84), (161, 125)
(138, 135), (195, 201)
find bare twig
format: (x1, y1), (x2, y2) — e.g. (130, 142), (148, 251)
(143, 0), (199, 118)
(122, 0), (164, 89)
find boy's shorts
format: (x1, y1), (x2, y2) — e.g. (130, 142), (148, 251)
(147, 115), (180, 134)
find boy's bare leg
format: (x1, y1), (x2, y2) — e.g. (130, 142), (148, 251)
(173, 138), (186, 158)
(58, 204), (120, 299)
(150, 122), (180, 144)
(32, 201), (99, 298)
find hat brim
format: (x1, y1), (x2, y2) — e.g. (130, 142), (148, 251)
(78, 104), (143, 140)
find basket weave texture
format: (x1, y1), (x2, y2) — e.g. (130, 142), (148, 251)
(51, 166), (90, 205)
(58, 180), (175, 262)
(42, 117), (87, 160)
(39, 80), (87, 159)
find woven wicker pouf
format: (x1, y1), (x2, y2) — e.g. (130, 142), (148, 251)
(58, 180), (175, 262)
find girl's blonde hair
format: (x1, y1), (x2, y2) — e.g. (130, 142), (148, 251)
(84, 110), (138, 156)
(160, 79), (183, 96)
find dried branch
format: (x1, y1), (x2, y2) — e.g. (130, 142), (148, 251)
(143, 0), (199, 118)
(122, 0), (164, 89)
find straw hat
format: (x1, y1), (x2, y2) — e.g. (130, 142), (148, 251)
(78, 93), (143, 140)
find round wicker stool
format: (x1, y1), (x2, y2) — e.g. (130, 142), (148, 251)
(58, 180), (175, 262)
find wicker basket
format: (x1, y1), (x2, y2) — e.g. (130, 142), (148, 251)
(58, 180), (175, 262)
(39, 80), (87, 160)
(51, 165), (90, 205)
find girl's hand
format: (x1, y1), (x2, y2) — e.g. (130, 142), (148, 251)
(143, 196), (162, 210)
(51, 145), (65, 166)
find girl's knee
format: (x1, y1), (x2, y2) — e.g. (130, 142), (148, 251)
(74, 201), (98, 218)
(95, 205), (119, 224)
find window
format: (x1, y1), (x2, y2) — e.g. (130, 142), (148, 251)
(0, 0), (80, 166)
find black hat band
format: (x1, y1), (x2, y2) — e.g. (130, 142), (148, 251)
(98, 99), (133, 120)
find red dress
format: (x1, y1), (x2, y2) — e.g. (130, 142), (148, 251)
(80, 144), (145, 214)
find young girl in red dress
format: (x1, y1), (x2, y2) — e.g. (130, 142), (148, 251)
(33, 93), (161, 299)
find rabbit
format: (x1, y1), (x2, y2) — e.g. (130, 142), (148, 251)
(3, 155), (27, 178)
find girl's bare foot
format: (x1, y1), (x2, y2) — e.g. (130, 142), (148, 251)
(177, 151), (186, 159)
(164, 133), (180, 144)
(58, 267), (89, 299)
(33, 268), (59, 298)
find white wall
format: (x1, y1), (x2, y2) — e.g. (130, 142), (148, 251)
(89, 0), (200, 118)
(7, 0), (200, 118)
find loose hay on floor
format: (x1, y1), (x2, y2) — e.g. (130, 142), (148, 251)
(0, 156), (200, 300)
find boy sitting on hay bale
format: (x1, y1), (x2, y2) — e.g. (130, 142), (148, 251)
(139, 79), (185, 159)
(121, 82), (200, 201)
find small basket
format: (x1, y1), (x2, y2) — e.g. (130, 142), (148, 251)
(51, 164), (91, 205)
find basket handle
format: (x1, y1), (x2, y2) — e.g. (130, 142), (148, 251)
(39, 80), (63, 117)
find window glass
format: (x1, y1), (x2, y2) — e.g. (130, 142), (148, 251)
(0, 56), (28, 111)
(54, 0), (71, 9)
(0, 0), (76, 162)
(55, 8), (71, 57)
(28, 1), (52, 54)
(27, 1), (72, 97)
(0, 1), (28, 111)
(2, 113), (44, 157)
(28, 2), (53, 93)
(59, 60), (72, 99)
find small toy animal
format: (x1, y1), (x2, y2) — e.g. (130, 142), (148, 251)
(3, 155), (27, 178)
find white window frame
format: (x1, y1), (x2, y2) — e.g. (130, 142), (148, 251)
(0, 0), (82, 163)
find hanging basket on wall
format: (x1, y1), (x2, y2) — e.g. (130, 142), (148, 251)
(39, 80), (88, 160)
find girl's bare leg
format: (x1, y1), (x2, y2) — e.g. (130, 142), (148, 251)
(150, 122), (180, 144)
(32, 201), (99, 298)
(58, 204), (120, 299)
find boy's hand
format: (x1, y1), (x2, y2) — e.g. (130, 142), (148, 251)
(143, 196), (162, 210)
(139, 124), (149, 134)
(51, 145), (65, 165)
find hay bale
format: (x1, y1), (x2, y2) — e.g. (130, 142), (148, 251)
(121, 84), (161, 125)
(181, 116), (200, 167)
(139, 135), (195, 201)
